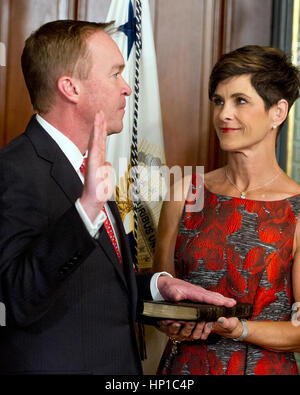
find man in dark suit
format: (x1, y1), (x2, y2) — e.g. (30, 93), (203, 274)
(0, 20), (235, 374)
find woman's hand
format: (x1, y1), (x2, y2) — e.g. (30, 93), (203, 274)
(157, 320), (208, 342)
(207, 317), (244, 339)
(156, 317), (245, 343)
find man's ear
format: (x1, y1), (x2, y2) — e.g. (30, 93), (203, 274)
(271, 99), (289, 129)
(57, 76), (80, 104)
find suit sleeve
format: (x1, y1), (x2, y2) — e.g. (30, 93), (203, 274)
(0, 156), (96, 327)
(135, 273), (153, 301)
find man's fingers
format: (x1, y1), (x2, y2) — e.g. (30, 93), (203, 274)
(89, 111), (108, 165)
(96, 162), (115, 203)
(95, 111), (108, 158)
(157, 277), (236, 309)
(186, 287), (236, 307)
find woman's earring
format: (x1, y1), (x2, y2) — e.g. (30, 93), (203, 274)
(273, 124), (277, 129)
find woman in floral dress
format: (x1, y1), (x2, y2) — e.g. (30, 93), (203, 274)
(154, 46), (300, 375)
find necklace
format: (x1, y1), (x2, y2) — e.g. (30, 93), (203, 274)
(225, 167), (281, 199)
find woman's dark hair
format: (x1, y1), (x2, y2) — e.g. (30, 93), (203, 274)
(209, 45), (300, 112)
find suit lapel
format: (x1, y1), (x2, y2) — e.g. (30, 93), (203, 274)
(25, 116), (83, 203)
(51, 151), (83, 202)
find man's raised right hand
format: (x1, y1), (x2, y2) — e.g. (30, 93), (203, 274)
(80, 111), (114, 222)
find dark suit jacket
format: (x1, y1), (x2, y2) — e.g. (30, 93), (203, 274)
(0, 116), (153, 374)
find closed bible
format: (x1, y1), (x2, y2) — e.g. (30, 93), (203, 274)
(141, 300), (252, 323)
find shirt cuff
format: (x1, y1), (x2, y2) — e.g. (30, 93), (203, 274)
(75, 198), (106, 238)
(150, 272), (173, 301)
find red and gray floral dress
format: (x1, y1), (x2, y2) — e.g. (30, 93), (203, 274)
(158, 175), (300, 375)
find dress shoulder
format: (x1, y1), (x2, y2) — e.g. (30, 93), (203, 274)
(287, 195), (300, 220)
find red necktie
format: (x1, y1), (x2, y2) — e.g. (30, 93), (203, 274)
(80, 158), (122, 265)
